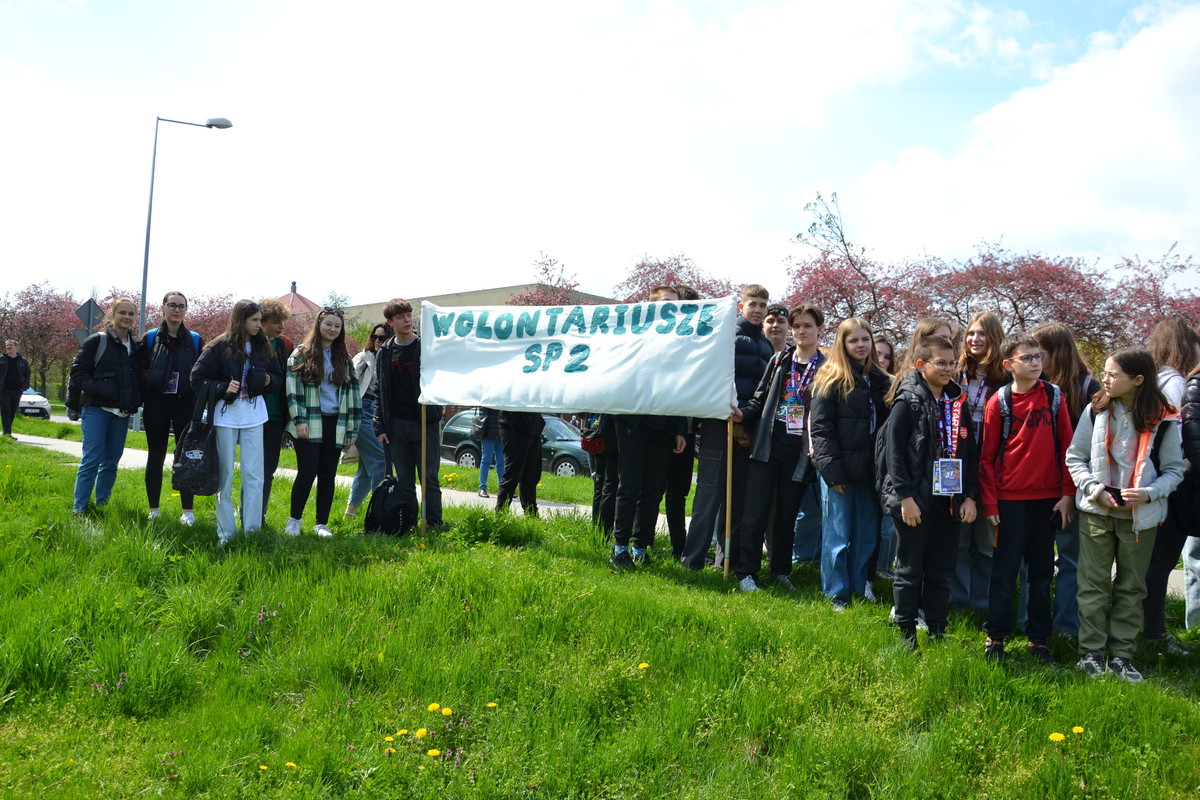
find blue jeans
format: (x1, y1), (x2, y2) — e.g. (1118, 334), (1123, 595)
(792, 480), (823, 563)
(819, 479), (881, 604)
(348, 396), (388, 509)
(1184, 534), (1200, 630)
(73, 406), (129, 511)
(950, 517), (993, 611)
(215, 424), (264, 540)
(479, 437), (505, 490)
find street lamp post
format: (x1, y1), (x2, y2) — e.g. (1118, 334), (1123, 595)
(139, 116), (233, 338)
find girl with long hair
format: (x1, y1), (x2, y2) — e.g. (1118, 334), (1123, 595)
(140, 291), (203, 525)
(258, 298), (294, 519)
(190, 299), (282, 544)
(885, 317), (952, 406)
(873, 334), (895, 375)
(345, 322), (391, 518)
(1065, 347), (1185, 683)
(1142, 316), (1200, 653)
(810, 317), (891, 608)
(951, 311), (1008, 613)
(69, 297), (142, 512)
(1031, 322), (1102, 636)
(873, 333), (897, 578)
(285, 308), (361, 537)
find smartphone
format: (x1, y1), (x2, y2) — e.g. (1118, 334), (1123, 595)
(1104, 485), (1126, 507)
(1050, 509), (1064, 530)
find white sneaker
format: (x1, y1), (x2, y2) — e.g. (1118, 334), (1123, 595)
(284, 517), (301, 536)
(147, 509), (161, 521)
(217, 533), (232, 547)
(738, 576), (760, 592)
(314, 523), (333, 538)
(179, 511), (196, 526)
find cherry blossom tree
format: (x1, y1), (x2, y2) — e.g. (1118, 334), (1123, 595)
(1110, 244), (1200, 346)
(0, 283), (80, 395)
(509, 253), (579, 306)
(611, 253), (736, 302)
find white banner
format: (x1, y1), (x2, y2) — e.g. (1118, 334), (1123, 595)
(419, 296), (737, 418)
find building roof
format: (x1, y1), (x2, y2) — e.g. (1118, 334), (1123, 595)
(278, 281), (323, 314)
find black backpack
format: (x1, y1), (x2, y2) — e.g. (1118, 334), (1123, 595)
(66, 333), (108, 413)
(364, 448), (418, 536)
(994, 379), (1062, 487)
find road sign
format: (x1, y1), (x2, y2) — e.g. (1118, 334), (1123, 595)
(76, 298), (103, 329)
(73, 328), (91, 345)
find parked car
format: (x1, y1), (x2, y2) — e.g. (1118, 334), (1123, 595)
(441, 410), (588, 478)
(20, 387), (51, 419)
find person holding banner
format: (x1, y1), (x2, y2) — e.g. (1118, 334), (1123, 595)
(495, 410), (544, 515)
(374, 299), (444, 530)
(731, 304), (826, 592)
(680, 284), (774, 571)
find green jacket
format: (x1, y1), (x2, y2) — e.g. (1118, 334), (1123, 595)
(285, 344), (361, 447)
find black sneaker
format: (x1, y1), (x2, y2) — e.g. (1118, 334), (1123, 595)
(774, 575), (798, 592)
(631, 548), (650, 566)
(1028, 641), (1055, 666)
(610, 549), (636, 571)
(901, 628), (919, 651)
(1107, 655), (1144, 684)
(1145, 633), (1191, 656)
(984, 637), (1006, 661)
(1077, 650), (1106, 677)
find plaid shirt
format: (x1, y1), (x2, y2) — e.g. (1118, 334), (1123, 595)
(285, 345), (362, 446)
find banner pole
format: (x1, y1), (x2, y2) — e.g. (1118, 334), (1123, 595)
(420, 404), (428, 536)
(723, 417), (733, 579)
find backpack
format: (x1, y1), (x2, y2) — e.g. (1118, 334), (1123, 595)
(994, 379), (1062, 487)
(364, 449), (418, 536)
(145, 327), (201, 356)
(65, 333), (109, 413)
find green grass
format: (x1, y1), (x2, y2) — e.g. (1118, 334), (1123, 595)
(2, 436), (1199, 798)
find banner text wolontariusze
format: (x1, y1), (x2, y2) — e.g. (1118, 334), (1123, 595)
(419, 296), (737, 418)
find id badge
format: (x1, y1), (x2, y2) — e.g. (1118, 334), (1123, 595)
(164, 371), (180, 395)
(932, 458), (963, 496)
(785, 406), (805, 435)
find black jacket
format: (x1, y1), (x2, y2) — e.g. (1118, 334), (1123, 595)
(499, 410), (545, 439)
(740, 346), (826, 481)
(878, 369), (977, 519)
(189, 334), (283, 408)
(810, 362), (892, 486)
(477, 407), (502, 440)
(140, 323), (203, 397)
(69, 329), (143, 413)
(373, 336), (443, 437)
(734, 316), (773, 404)
(0, 353), (31, 393)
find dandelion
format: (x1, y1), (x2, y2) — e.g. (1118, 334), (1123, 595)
(285, 762), (297, 769)
(397, 729), (409, 735)
(259, 764), (268, 770)
(1049, 732), (1066, 742)
(385, 748), (397, 756)
(427, 749), (441, 757)
(427, 703), (441, 712)
(171, 492), (180, 498)
(638, 662), (649, 669)
(441, 707), (453, 716)
(415, 728), (428, 738)
(486, 702), (497, 708)
(384, 736), (394, 742)
(537, 483), (543, 487)
(419, 766), (425, 771)
(1072, 726), (1085, 734)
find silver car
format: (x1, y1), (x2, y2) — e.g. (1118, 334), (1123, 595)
(20, 388), (51, 419)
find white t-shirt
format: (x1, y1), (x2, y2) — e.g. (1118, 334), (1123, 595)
(213, 395), (267, 429)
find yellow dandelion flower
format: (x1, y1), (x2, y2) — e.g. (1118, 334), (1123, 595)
(397, 729), (409, 735)
(1049, 732), (1066, 742)
(171, 492), (180, 498)
(418, 543), (426, 549)
(427, 703), (440, 712)
(1072, 726), (1084, 734)
(537, 483), (543, 487)
(384, 736), (394, 742)
(259, 764), (268, 770)
(415, 728), (428, 738)
(638, 662), (649, 669)
(441, 707), (453, 716)
(285, 762), (297, 769)
(385, 747), (397, 755)
(486, 702), (498, 708)
(419, 765), (425, 771)
(427, 749), (441, 757)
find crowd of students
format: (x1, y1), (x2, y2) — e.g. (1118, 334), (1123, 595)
(62, 287), (1200, 682)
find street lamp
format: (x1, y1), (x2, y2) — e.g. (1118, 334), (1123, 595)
(139, 116), (233, 338)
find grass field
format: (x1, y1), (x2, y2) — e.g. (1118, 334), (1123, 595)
(1, 435), (1198, 798)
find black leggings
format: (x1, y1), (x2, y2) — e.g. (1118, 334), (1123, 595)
(143, 391), (196, 509)
(290, 415), (341, 525)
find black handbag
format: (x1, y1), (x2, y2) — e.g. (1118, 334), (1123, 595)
(469, 409), (486, 442)
(172, 383), (221, 496)
(364, 447), (418, 536)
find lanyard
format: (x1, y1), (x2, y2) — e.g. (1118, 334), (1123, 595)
(937, 396), (961, 458)
(784, 351), (820, 408)
(962, 369), (988, 410)
(864, 368), (876, 436)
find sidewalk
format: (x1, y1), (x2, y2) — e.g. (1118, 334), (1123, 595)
(13, 432), (588, 518)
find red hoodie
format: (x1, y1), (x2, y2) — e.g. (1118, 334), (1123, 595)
(978, 381), (1075, 517)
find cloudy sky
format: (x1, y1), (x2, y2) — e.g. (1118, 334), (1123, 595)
(2, 0), (1197, 307)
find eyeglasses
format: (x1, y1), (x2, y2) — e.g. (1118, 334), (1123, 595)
(370, 334), (389, 342)
(165, 302), (187, 311)
(924, 359), (956, 370)
(323, 307), (344, 318)
(1011, 353), (1044, 364)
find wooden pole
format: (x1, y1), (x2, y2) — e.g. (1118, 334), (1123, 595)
(420, 404), (428, 536)
(723, 417), (734, 579)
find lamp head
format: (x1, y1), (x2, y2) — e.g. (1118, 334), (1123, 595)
(205, 118), (233, 129)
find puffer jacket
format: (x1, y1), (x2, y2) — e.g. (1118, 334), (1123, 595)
(189, 333), (283, 405)
(740, 346), (826, 482)
(734, 316), (773, 404)
(809, 361), (892, 486)
(69, 328), (143, 413)
(878, 369), (977, 519)
(140, 323), (202, 396)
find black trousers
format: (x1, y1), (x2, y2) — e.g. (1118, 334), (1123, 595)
(893, 497), (958, 636)
(497, 429), (541, 514)
(1143, 486), (1199, 637)
(737, 455), (805, 580)
(612, 419), (673, 549)
(143, 391), (197, 509)
(984, 498), (1055, 642)
(0, 388), (19, 434)
(681, 419), (751, 570)
(290, 415), (341, 525)
(662, 434), (694, 557)
(261, 418), (287, 519)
